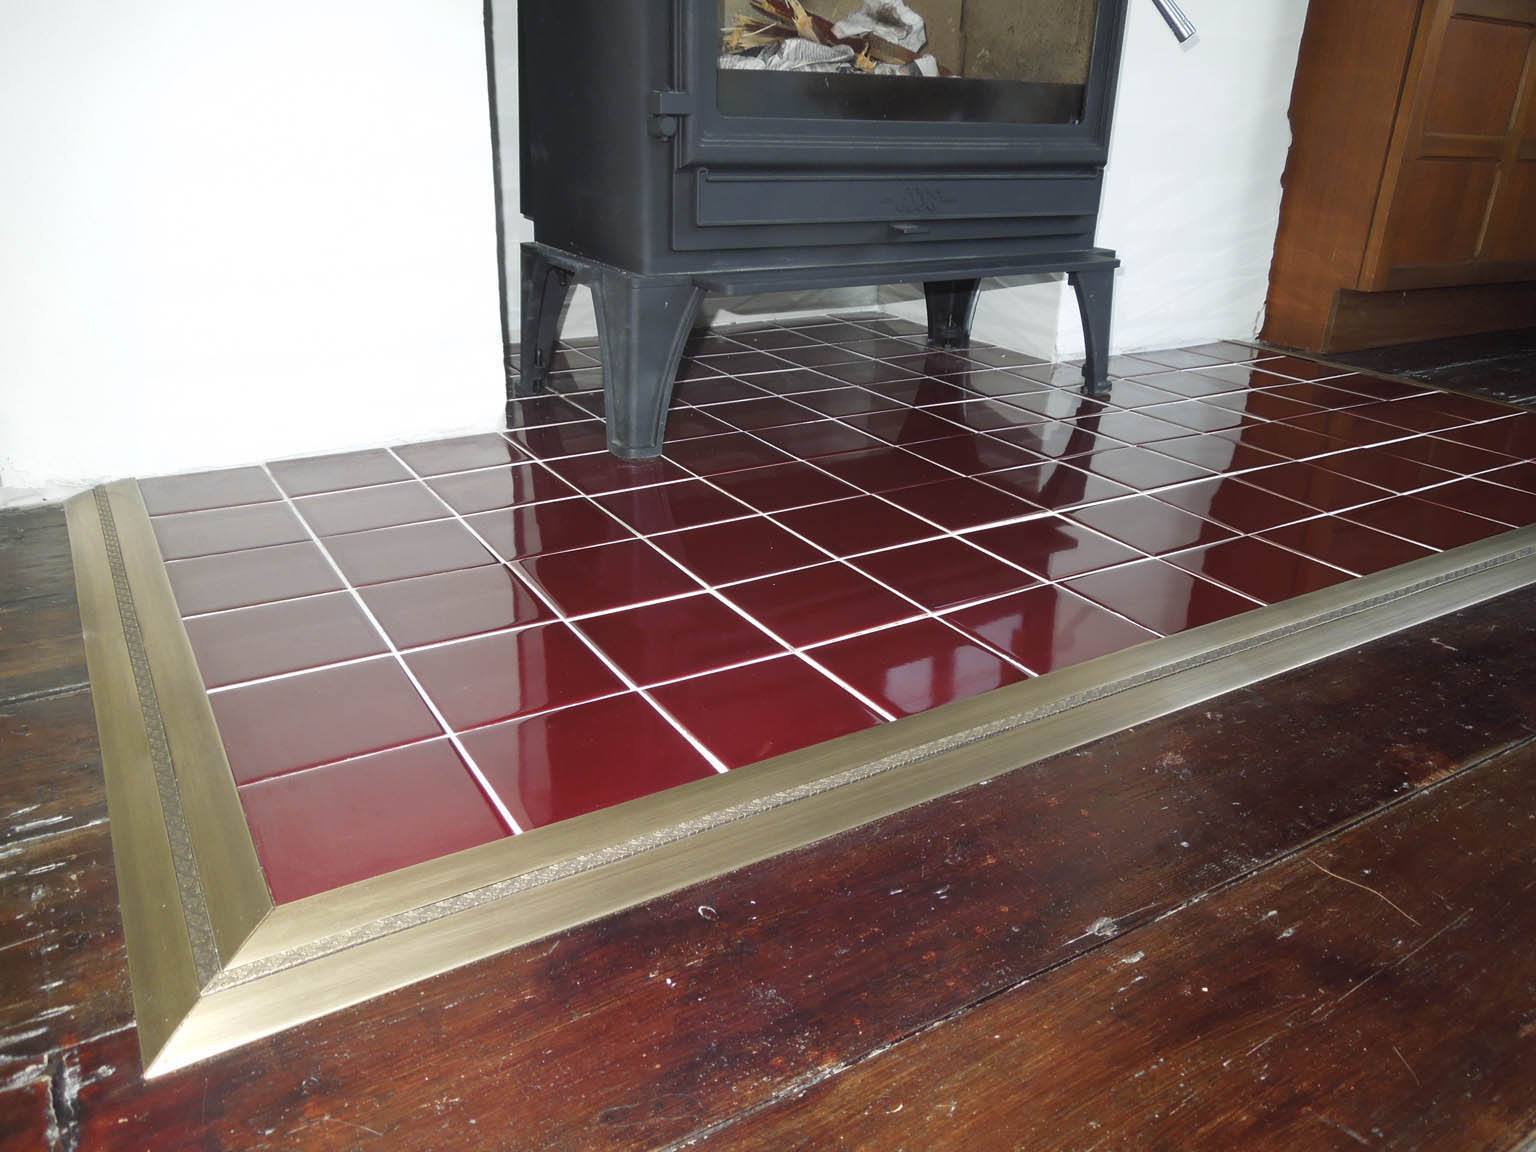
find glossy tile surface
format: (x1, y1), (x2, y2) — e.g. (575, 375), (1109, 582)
(151, 502), (308, 561)
(811, 618), (1030, 717)
(466, 694), (717, 830)
(576, 594), (783, 686)
(137, 321), (1531, 902)
(947, 584), (1158, 674)
(650, 656), (886, 769)
(238, 740), (510, 903)
(722, 562), (920, 648)
(404, 623), (625, 730)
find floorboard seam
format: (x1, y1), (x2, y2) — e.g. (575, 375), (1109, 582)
(661, 731), (1536, 1150)
(0, 682), (92, 708)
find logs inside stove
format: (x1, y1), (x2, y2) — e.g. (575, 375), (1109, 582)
(506, 0), (1133, 459)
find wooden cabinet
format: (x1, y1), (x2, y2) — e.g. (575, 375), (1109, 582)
(1263, 0), (1536, 353)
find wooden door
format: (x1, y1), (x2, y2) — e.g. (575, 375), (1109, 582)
(1364, 0), (1536, 291)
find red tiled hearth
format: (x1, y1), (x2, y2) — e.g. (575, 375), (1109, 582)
(134, 315), (1533, 903)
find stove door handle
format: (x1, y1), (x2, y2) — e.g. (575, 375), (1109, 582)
(1149, 0), (1196, 43)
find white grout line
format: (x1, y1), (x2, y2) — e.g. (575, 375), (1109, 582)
(253, 463), (526, 835)
(166, 333), (1525, 785)
(383, 446), (737, 776)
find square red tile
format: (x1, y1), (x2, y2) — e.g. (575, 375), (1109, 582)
(663, 408), (735, 442)
(238, 739), (509, 903)
(704, 396), (825, 431)
(1483, 461), (1536, 495)
(185, 592), (386, 689)
(1147, 433), (1287, 476)
(809, 618), (1029, 717)
(901, 434), (1043, 476)
(139, 467), (281, 515)
(575, 593), (782, 686)
(503, 419), (613, 460)
(705, 461), (860, 512)
(464, 694), (717, 830)
(815, 359), (921, 387)
(1064, 559), (1259, 636)
(965, 515), (1144, 580)
(542, 453), (690, 496)
(1163, 538), (1355, 605)
(518, 538), (701, 616)
(465, 499), (631, 561)
(881, 476), (1042, 532)
(665, 432), (795, 476)
(920, 397), (1051, 434)
(1153, 477), (1320, 534)
(773, 495), (940, 557)
(426, 463), (579, 515)
(1257, 518), (1435, 576)
(1341, 496), (1513, 551)
(358, 564), (553, 649)
(672, 377), (765, 404)
(166, 541), (344, 616)
(324, 519), (495, 586)
(754, 420), (887, 459)
(1076, 446), (1214, 491)
(1237, 461), (1390, 512)
(1229, 422), (1350, 461)
(394, 434), (525, 477)
(1315, 448), (1462, 494)
(694, 349), (797, 376)
(814, 448), (959, 493)
(295, 481), (450, 537)
(1416, 478), (1536, 527)
(595, 479), (754, 535)
(980, 461), (1136, 512)
(836, 409), (974, 447)
(652, 517), (828, 586)
(650, 655), (885, 769)
(1379, 434), (1518, 477)
(947, 583), (1157, 674)
(404, 622), (626, 730)
(970, 420), (1118, 463)
(1067, 496), (1235, 556)
(503, 394), (593, 429)
(722, 562), (921, 647)
(1436, 414), (1536, 457)
(210, 657), (442, 785)
(151, 502), (308, 561)
(1075, 409), (1193, 444)
(789, 388), (907, 419)
(268, 450), (411, 497)
(851, 538), (1039, 611)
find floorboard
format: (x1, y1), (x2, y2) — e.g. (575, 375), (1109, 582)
(704, 739), (1536, 1151)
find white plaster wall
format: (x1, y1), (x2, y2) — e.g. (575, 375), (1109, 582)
(883, 0), (1309, 361)
(0, 0), (506, 498)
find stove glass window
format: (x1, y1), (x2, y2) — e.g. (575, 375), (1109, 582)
(717, 0), (1098, 123)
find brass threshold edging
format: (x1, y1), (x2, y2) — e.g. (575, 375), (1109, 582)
(67, 479), (1536, 1077)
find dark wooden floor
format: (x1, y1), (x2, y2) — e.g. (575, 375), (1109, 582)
(4, 498), (1536, 1150)
(1328, 328), (1536, 409)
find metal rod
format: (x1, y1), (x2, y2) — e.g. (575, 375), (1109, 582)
(1149, 0), (1196, 43)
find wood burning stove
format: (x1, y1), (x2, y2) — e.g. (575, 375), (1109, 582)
(503, 0), (1161, 459)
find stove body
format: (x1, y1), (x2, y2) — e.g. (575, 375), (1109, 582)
(509, 0), (1130, 458)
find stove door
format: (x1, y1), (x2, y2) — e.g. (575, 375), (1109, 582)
(677, 0), (1127, 171)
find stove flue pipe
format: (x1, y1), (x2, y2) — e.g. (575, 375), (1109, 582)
(1149, 0), (1196, 42)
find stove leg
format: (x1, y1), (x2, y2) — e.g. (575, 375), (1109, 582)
(1070, 266), (1114, 395)
(593, 267), (703, 460)
(516, 244), (575, 398)
(924, 279), (981, 348)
